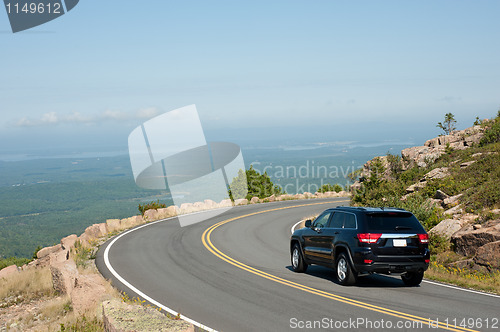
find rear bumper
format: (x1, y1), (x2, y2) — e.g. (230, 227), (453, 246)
(355, 261), (429, 274)
(352, 249), (430, 274)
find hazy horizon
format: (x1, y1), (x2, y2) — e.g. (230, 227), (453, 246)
(2, 1), (499, 163)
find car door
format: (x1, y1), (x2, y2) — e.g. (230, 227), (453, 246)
(306, 211), (346, 267)
(320, 211), (346, 265)
(302, 212), (332, 263)
(332, 212), (358, 259)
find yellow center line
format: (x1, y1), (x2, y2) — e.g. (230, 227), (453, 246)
(201, 201), (478, 332)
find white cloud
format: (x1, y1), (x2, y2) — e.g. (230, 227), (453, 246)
(101, 110), (129, 121)
(15, 108), (161, 127)
(137, 107), (159, 119)
(16, 112), (59, 127)
(16, 117), (35, 127)
(66, 111), (93, 123)
(41, 112), (58, 124)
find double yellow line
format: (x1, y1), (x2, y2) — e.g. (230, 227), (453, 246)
(201, 201), (477, 332)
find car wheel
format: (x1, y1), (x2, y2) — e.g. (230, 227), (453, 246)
(291, 244), (308, 273)
(336, 252), (357, 285)
(401, 270), (424, 286)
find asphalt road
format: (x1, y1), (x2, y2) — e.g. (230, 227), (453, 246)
(96, 198), (500, 332)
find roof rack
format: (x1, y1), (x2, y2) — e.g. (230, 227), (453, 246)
(332, 206), (408, 212)
(334, 206), (367, 211)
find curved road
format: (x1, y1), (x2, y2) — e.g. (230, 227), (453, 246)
(96, 198), (500, 331)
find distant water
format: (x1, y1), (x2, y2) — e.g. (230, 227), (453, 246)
(242, 139), (416, 152)
(0, 139), (416, 162)
(0, 150), (129, 162)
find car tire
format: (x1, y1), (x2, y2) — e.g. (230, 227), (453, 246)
(291, 244), (308, 273)
(401, 270), (424, 286)
(336, 252), (357, 285)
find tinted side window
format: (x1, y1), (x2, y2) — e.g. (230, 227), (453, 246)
(329, 212), (344, 228)
(344, 213), (356, 229)
(313, 212), (331, 228)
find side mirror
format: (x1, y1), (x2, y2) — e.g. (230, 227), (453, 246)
(305, 220), (312, 228)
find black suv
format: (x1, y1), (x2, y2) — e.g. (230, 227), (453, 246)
(290, 206), (430, 286)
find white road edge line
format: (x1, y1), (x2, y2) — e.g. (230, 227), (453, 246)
(421, 279), (500, 298)
(103, 214), (218, 332)
(290, 220), (500, 299)
(291, 219), (303, 234)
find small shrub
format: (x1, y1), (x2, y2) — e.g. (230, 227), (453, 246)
(444, 142), (454, 155)
(347, 168), (363, 182)
(33, 245), (43, 259)
(318, 183), (342, 193)
(480, 113), (500, 146)
(138, 200), (166, 216)
(229, 166), (284, 200)
(429, 233), (450, 255)
(386, 153), (402, 176)
(73, 240), (92, 268)
(59, 315), (104, 332)
(436, 113), (457, 135)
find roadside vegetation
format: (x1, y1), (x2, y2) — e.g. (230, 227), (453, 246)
(317, 183), (344, 193)
(229, 165), (285, 200)
(426, 253), (500, 294)
(350, 111), (500, 294)
(138, 199), (166, 216)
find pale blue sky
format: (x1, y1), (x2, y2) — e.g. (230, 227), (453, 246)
(1, 1), (499, 155)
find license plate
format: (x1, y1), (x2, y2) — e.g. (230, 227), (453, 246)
(393, 239), (407, 247)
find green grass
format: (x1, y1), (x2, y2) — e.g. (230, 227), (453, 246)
(426, 253), (500, 295)
(0, 256), (32, 270)
(59, 315), (105, 332)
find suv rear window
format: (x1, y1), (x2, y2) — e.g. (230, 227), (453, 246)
(365, 212), (424, 232)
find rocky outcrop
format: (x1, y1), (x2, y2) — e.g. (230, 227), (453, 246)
(234, 198), (248, 205)
(401, 145), (444, 168)
(401, 125), (484, 168)
(276, 194), (292, 201)
(203, 200), (218, 209)
(106, 219), (122, 233)
(443, 194), (462, 209)
(84, 223), (108, 239)
(444, 204), (463, 216)
(408, 125), (484, 167)
(451, 219), (500, 256)
(430, 219), (467, 239)
(351, 126), (484, 191)
(50, 259), (77, 295)
(0, 264), (19, 279)
(120, 216), (145, 229)
(37, 244), (62, 259)
(435, 189), (449, 200)
(250, 196), (260, 204)
(429, 214), (478, 239)
(218, 199), (233, 207)
(61, 234), (78, 250)
(474, 241), (500, 270)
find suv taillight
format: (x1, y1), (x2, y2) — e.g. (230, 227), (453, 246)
(418, 234), (429, 244)
(357, 233), (382, 244)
